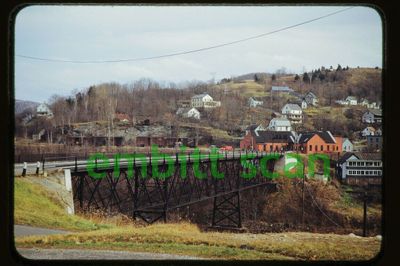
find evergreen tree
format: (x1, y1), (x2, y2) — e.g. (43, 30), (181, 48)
(294, 74), (300, 81)
(336, 64), (342, 71)
(254, 74), (259, 82)
(311, 72), (318, 83)
(302, 72), (310, 83)
(271, 74), (276, 81)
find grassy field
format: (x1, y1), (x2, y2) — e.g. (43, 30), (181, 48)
(15, 222), (381, 260)
(14, 177), (381, 260)
(14, 178), (113, 231)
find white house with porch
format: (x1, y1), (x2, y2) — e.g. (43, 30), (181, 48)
(176, 107), (201, 120)
(191, 93), (221, 108)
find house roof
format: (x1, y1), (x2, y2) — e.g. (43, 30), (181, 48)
(342, 138), (352, 144)
(339, 152), (381, 163)
(254, 131), (295, 144)
(269, 118), (291, 127)
(297, 131), (336, 144)
(368, 109), (382, 117)
(305, 91), (317, 98)
(283, 103), (302, 111)
(363, 126), (376, 132)
(192, 93), (211, 99)
(271, 86), (293, 92)
(346, 96), (357, 101)
(337, 152), (358, 164)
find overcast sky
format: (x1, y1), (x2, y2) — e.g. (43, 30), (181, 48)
(14, 5), (382, 102)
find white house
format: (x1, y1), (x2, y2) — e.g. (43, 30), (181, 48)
(176, 107), (201, 120)
(281, 103), (303, 124)
(191, 93), (221, 108)
(36, 103), (53, 117)
(342, 138), (353, 152)
(304, 91), (318, 106)
(336, 152), (382, 183)
(361, 126), (376, 137)
(267, 118), (292, 132)
(248, 97), (263, 108)
(345, 96), (358, 105)
(362, 109), (382, 123)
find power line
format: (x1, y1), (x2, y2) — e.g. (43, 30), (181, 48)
(16, 7), (354, 64)
(303, 182), (343, 227)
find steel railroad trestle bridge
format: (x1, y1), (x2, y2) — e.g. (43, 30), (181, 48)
(68, 151), (280, 229)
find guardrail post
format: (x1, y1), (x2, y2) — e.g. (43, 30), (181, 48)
(75, 157), (78, 172)
(22, 162), (27, 177)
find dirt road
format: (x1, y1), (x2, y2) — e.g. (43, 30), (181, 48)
(16, 248), (204, 260)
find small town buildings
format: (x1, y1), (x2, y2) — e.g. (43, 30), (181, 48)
(367, 135), (383, 151)
(304, 91), (318, 106)
(336, 152), (382, 186)
(345, 96), (358, 105)
(191, 93), (221, 108)
(176, 107), (201, 120)
(267, 118), (292, 132)
(248, 97), (263, 108)
(36, 103), (53, 117)
(240, 130), (296, 152)
(362, 109), (382, 123)
(361, 126), (376, 137)
(294, 131), (341, 154)
(271, 86), (294, 94)
(281, 103), (303, 124)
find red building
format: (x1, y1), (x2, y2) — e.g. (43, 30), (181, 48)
(240, 130), (295, 152)
(294, 131), (342, 154)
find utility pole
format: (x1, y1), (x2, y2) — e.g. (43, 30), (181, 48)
(302, 161), (306, 226)
(363, 192), (368, 237)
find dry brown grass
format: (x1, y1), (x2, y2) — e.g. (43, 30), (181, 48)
(15, 222), (381, 260)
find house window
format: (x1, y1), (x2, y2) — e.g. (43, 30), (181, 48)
(315, 145), (318, 151)
(327, 145), (330, 151)
(357, 171), (360, 175)
(321, 145), (323, 151)
(270, 145), (273, 152)
(309, 145), (312, 151)
(336, 146), (338, 151)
